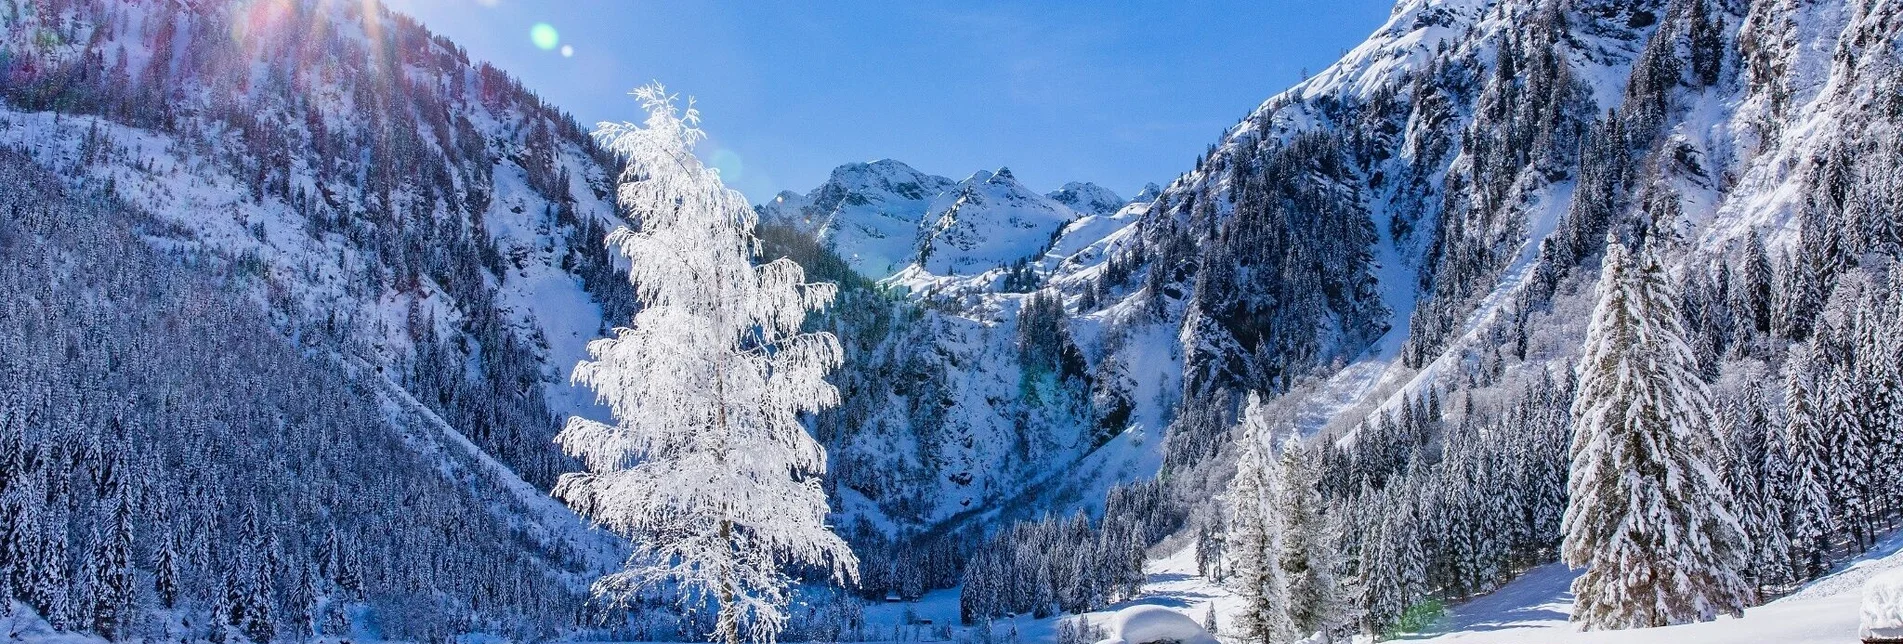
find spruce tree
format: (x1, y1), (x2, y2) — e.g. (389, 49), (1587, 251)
(86, 492), (136, 639)
(1784, 345), (1836, 578)
(1277, 436), (1345, 639)
(1562, 239), (1752, 629)
(1225, 393), (1293, 644)
(1735, 232), (1774, 338)
(1822, 363), (1872, 548)
(154, 531), (180, 609)
(1757, 412), (1797, 589)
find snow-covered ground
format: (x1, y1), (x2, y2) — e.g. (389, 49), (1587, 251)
(921, 529), (1903, 644)
(1399, 530), (1903, 643)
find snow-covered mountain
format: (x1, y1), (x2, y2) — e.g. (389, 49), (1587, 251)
(761, 160), (1139, 281)
(917, 167), (1079, 276)
(1047, 181), (1129, 217)
(759, 159), (959, 279)
(0, 0), (651, 638)
(925, 0), (1903, 636)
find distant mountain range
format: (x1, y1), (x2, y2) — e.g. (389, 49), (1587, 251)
(758, 159), (1150, 281)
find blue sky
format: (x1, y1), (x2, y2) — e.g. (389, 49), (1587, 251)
(383, 0), (1397, 203)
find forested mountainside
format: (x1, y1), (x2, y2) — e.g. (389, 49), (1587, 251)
(0, 0), (635, 490)
(910, 0), (1903, 635)
(0, 0), (662, 639)
(0, 0), (1170, 634)
(0, 149), (616, 641)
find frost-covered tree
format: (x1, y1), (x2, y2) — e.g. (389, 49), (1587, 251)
(1277, 435), (1347, 639)
(1562, 239), (1752, 630)
(1225, 393), (1294, 644)
(1821, 363), (1872, 548)
(1783, 345), (1836, 579)
(556, 83), (857, 644)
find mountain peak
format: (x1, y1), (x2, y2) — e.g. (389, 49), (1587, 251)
(1047, 182), (1128, 217)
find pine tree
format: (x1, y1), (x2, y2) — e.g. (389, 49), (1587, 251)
(1225, 393), (1294, 644)
(556, 84), (857, 644)
(1562, 239), (1753, 630)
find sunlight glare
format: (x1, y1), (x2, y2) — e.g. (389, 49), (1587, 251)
(530, 23), (559, 50)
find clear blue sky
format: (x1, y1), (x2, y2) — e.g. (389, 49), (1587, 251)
(383, 0), (1397, 203)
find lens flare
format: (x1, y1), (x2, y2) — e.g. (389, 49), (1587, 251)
(710, 149), (743, 181)
(560, 45), (574, 58)
(530, 23), (559, 50)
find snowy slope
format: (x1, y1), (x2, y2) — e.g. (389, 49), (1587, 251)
(0, 0), (630, 457)
(937, 529), (1903, 644)
(1398, 530), (1903, 643)
(0, 0), (633, 603)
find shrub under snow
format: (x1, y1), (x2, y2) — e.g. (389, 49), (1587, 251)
(1094, 605), (1219, 644)
(1863, 568), (1903, 642)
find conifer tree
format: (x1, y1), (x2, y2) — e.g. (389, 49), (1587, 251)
(1225, 393), (1293, 644)
(557, 84), (856, 644)
(1784, 345), (1836, 578)
(86, 491), (136, 639)
(154, 531), (181, 609)
(1876, 271), (1903, 507)
(1821, 363), (1872, 548)
(1562, 239), (1752, 630)
(1277, 436), (1345, 639)
(1757, 412), (1797, 589)
(1735, 232), (1775, 338)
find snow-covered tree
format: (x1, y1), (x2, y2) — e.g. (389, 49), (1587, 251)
(85, 490), (137, 639)
(556, 83), (857, 644)
(1821, 362), (1872, 548)
(1561, 239), (1753, 630)
(1225, 393), (1294, 644)
(1784, 344), (1836, 579)
(1277, 435), (1347, 640)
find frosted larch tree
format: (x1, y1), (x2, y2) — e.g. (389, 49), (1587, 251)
(556, 83), (857, 644)
(1225, 392), (1294, 644)
(1561, 238), (1752, 630)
